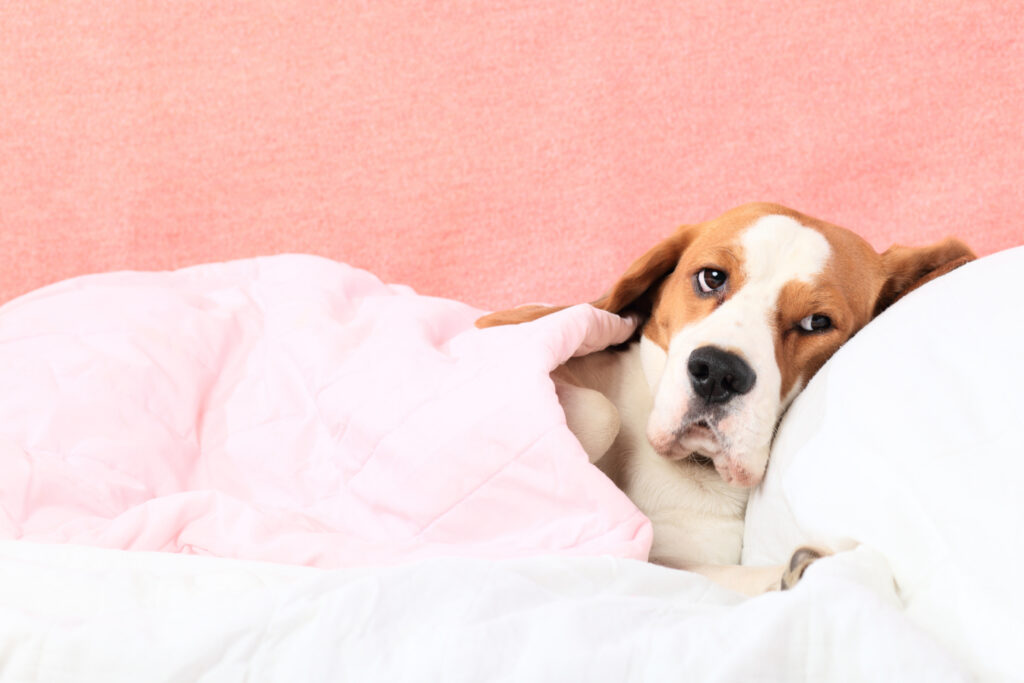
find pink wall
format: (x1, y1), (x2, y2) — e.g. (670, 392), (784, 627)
(2, 2), (1022, 311)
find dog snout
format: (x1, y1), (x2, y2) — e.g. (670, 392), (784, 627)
(687, 346), (756, 404)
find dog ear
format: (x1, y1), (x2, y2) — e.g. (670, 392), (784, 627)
(475, 303), (571, 328)
(873, 238), (976, 316)
(476, 226), (697, 328)
(589, 225), (698, 316)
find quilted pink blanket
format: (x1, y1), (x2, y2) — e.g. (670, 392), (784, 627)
(0, 256), (651, 566)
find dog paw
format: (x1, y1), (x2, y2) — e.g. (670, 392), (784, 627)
(779, 546), (829, 590)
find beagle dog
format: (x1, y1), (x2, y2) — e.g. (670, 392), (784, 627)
(477, 203), (974, 595)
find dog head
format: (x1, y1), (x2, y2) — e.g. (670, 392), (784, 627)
(477, 203), (974, 488)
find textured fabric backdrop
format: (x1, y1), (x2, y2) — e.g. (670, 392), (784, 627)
(2, 2), (1022, 310)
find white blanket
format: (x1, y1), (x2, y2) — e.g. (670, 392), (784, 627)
(0, 541), (966, 682)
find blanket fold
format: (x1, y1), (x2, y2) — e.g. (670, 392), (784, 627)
(0, 255), (651, 566)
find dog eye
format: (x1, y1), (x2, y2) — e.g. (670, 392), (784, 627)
(798, 314), (832, 333)
(696, 268), (728, 294)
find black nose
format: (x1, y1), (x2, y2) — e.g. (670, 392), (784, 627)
(687, 346), (756, 404)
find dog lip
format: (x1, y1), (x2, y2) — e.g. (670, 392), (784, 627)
(651, 415), (765, 488)
(679, 417), (721, 442)
(685, 421), (714, 438)
(672, 420), (724, 459)
(647, 414), (727, 460)
(689, 452), (715, 467)
(716, 458), (760, 489)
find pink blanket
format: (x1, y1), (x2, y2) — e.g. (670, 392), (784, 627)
(0, 256), (651, 566)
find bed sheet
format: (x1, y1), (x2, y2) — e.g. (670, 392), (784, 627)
(0, 540), (967, 682)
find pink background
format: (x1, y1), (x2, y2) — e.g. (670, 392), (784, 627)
(2, 2), (1022, 311)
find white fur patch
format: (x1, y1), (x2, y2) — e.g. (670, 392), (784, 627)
(639, 335), (668, 394)
(645, 215), (831, 486)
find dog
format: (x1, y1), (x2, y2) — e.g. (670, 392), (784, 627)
(477, 203), (974, 595)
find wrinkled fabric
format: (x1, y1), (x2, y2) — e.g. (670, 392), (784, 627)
(0, 255), (650, 566)
(0, 541), (969, 683)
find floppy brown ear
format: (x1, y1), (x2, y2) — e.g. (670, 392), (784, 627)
(874, 237), (976, 316)
(475, 304), (571, 328)
(476, 225), (698, 328)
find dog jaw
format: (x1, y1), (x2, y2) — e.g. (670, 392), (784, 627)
(645, 408), (770, 489)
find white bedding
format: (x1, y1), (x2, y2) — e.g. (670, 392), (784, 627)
(0, 541), (966, 682)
